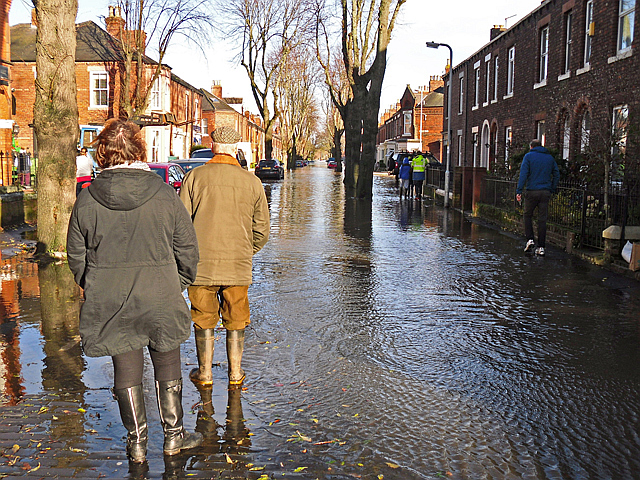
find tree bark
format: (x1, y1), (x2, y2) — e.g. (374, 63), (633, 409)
(33, 0), (79, 253)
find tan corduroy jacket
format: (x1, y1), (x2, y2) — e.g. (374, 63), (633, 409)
(179, 154), (270, 286)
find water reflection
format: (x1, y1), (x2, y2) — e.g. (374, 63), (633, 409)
(0, 256), (38, 405)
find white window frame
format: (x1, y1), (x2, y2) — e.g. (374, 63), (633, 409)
(493, 56), (499, 102)
(584, 0), (594, 66)
(150, 77), (161, 110)
(539, 26), (549, 83)
(459, 76), (464, 114)
(457, 134), (463, 167)
(506, 47), (515, 95)
(90, 72), (109, 108)
(562, 116), (571, 160)
(403, 111), (412, 136)
(536, 120), (546, 146)
(472, 132), (478, 166)
(484, 59), (491, 105)
(564, 12), (573, 74)
(618, 0), (635, 53)
(612, 104), (629, 156)
(473, 67), (480, 108)
(505, 126), (512, 161)
(151, 129), (160, 162)
(581, 111), (591, 152)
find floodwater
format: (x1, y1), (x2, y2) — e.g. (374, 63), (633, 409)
(2, 165), (640, 479)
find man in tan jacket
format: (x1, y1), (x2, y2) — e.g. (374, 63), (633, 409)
(180, 126), (270, 387)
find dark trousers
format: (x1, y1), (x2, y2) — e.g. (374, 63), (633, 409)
(523, 189), (552, 247)
(112, 347), (181, 389)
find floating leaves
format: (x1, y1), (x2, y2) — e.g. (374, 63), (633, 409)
(287, 430), (312, 443)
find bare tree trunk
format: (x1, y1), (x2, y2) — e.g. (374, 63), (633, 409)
(33, 0), (79, 253)
(332, 127), (343, 170)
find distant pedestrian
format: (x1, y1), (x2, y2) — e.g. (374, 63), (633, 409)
(180, 126), (270, 389)
(67, 118), (202, 464)
(516, 139), (560, 256)
(399, 157), (411, 198)
(75, 147), (93, 196)
(411, 152), (426, 200)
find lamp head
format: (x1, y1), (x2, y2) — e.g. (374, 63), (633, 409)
(426, 41), (440, 49)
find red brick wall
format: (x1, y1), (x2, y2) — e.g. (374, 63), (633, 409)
(447, 0), (640, 170)
(0, 0), (12, 183)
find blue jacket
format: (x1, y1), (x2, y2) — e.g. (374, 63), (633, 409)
(399, 163), (412, 180)
(516, 146), (560, 194)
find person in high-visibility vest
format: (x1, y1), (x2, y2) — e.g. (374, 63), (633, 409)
(411, 152), (426, 200)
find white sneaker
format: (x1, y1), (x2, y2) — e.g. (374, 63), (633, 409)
(524, 240), (535, 252)
(535, 247), (545, 256)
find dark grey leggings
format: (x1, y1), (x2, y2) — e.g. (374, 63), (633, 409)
(112, 347), (181, 390)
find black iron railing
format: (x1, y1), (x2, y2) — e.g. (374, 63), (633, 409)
(482, 176), (640, 250)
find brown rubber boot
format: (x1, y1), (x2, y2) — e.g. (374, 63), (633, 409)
(189, 327), (214, 387)
(226, 329), (245, 385)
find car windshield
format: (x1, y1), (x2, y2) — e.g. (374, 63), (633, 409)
(259, 160), (278, 167)
(191, 149), (212, 159)
(176, 161), (206, 171)
(150, 167), (166, 180)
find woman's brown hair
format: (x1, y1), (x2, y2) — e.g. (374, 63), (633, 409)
(94, 118), (146, 168)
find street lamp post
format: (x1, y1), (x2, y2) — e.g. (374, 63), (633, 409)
(426, 41), (453, 208)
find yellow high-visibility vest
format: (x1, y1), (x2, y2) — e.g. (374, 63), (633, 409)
(412, 155), (426, 172)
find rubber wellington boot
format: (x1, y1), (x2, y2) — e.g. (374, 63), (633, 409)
(156, 379), (203, 455)
(113, 384), (148, 463)
(226, 329), (246, 385)
(189, 327), (215, 387)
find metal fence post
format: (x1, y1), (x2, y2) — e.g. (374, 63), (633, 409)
(580, 186), (587, 249)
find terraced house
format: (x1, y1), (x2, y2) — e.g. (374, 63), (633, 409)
(10, 7), (204, 163)
(446, 0), (639, 215)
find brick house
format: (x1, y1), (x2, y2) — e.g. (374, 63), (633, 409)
(199, 81), (280, 166)
(10, 8), (204, 163)
(376, 78), (444, 168)
(445, 0), (639, 211)
(0, 0), (13, 185)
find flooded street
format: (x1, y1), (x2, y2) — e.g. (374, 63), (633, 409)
(2, 165), (640, 479)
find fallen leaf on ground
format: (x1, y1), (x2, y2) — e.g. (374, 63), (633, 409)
(224, 453), (235, 464)
(294, 466), (308, 472)
(386, 462), (399, 468)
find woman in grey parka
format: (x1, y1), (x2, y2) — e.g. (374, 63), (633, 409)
(66, 119), (202, 463)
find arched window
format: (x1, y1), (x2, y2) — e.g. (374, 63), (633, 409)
(562, 115), (571, 160)
(581, 111), (591, 152)
(481, 122), (490, 168)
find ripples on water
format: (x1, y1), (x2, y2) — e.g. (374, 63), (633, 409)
(4, 167), (640, 479)
(248, 168), (640, 479)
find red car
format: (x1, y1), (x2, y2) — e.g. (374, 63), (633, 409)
(148, 162), (185, 193)
(327, 158), (338, 169)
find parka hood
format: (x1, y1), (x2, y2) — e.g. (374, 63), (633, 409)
(88, 168), (164, 211)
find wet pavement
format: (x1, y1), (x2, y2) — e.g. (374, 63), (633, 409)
(0, 166), (640, 479)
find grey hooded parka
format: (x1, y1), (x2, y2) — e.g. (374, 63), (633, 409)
(66, 168), (199, 357)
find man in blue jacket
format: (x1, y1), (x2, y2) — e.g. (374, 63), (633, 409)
(516, 139), (560, 256)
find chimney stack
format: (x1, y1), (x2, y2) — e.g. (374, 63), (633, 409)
(105, 5), (126, 39)
(490, 25), (507, 41)
(211, 81), (222, 98)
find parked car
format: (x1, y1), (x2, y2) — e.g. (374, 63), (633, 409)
(190, 148), (247, 169)
(295, 160), (304, 167)
(190, 148), (213, 160)
(173, 159), (207, 173)
(148, 162), (185, 193)
(327, 158), (338, 169)
(255, 159), (284, 179)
